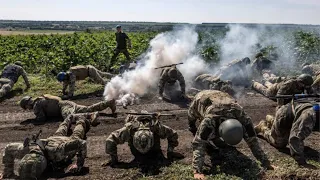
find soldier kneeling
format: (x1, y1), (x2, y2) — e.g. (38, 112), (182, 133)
(0, 113), (100, 179)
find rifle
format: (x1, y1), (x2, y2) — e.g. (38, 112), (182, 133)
(126, 112), (176, 117)
(154, 63), (183, 69)
(269, 94), (320, 100)
(23, 130), (45, 150)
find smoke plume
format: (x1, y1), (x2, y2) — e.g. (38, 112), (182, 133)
(103, 26), (208, 102)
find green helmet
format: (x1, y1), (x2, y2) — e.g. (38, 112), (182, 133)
(219, 119), (244, 145)
(133, 128), (154, 154)
(18, 152), (47, 179)
(168, 68), (178, 80)
(298, 74), (313, 86)
(20, 96), (32, 109)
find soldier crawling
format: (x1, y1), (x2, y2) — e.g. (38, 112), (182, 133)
(194, 74), (235, 96)
(56, 65), (114, 99)
(215, 57), (251, 87)
(0, 61), (30, 98)
(255, 102), (319, 166)
(0, 112), (100, 179)
(19, 94), (116, 122)
(188, 90), (273, 179)
(158, 66), (186, 100)
(252, 74), (314, 106)
(105, 110), (183, 167)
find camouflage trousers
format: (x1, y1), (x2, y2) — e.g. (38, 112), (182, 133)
(0, 78), (14, 98)
(252, 81), (277, 97)
(59, 99), (116, 119)
(87, 65), (113, 85)
(45, 116), (87, 167)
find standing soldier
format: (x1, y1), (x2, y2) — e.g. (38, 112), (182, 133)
(110, 25), (132, 67)
(19, 94), (116, 122)
(255, 102), (319, 166)
(0, 61), (30, 98)
(0, 113), (100, 179)
(252, 74), (314, 106)
(105, 110), (182, 166)
(188, 90), (273, 179)
(56, 65), (114, 99)
(215, 57), (251, 87)
(158, 66), (186, 100)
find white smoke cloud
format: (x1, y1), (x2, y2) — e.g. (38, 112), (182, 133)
(103, 26), (208, 102)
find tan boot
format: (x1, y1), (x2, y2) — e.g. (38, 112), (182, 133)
(88, 112), (100, 127)
(254, 120), (268, 135)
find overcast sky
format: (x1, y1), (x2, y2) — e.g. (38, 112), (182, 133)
(0, 0), (319, 24)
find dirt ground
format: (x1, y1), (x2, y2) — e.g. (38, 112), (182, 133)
(0, 89), (319, 180)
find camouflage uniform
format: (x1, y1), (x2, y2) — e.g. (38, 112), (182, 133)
(2, 115), (90, 179)
(31, 94), (116, 121)
(188, 90), (270, 173)
(105, 112), (179, 160)
(257, 102), (319, 164)
(215, 59), (250, 86)
(63, 65), (113, 97)
(251, 56), (275, 75)
(110, 32), (131, 65)
(194, 74), (234, 95)
(252, 79), (306, 105)
(0, 64), (30, 98)
(158, 67), (186, 97)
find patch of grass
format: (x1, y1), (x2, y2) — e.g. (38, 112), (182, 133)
(12, 74), (104, 98)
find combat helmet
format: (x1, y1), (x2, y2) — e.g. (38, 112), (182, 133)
(219, 119), (244, 145)
(20, 96), (32, 109)
(18, 151), (47, 179)
(297, 74), (313, 86)
(133, 118), (154, 154)
(56, 72), (67, 82)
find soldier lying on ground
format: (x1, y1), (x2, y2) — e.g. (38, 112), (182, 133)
(56, 65), (114, 99)
(301, 63), (320, 76)
(194, 74), (235, 96)
(251, 53), (275, 75)
(252, 74), (314, 106)
(0, 61), (30, 98)
(255, 102), (319, 167)
(19, 94), (116, 122)
(0, 112), (100, 179)
(158, 66), (186, 100)
(215, 57), (251, 87)
(105, 110), (183, 167)
(188, 90), (273, 179)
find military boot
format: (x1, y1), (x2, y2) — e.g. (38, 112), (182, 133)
(88, 112), (100, 127)
(265, 115), (274, 127)
(254, 120), (268, 135)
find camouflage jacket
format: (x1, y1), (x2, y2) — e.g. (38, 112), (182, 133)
(33, 94), (63, 121)
(189, 90), (269, 173)
(62, 65), (89, 97)
(105, 114), (179, 158)
(0, 64), (30, 86)
(158, 67), (186, 95)
(276, 79), (306, 105)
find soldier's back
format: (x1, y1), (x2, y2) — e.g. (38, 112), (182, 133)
(195, 90), (236, 108)
(69, 65), (89, 80)
(35, 95), (62, 117)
